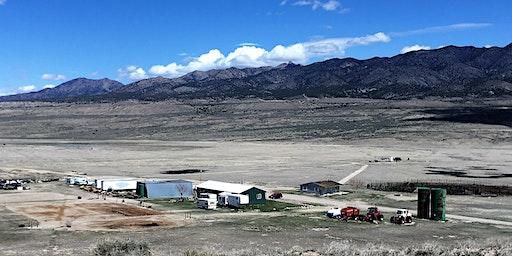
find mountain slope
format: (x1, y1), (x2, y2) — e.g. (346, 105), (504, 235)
(110, 44), (512, 100)
(0, 78), (124, 101)
(3, 43), (512, 102)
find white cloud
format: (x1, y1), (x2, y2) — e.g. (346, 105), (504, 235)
(18, 85), (37, 93)
(292, 0), (348, 12)
(0, 84), (56, 96)
(483, 44), (494, 48)
(238, 42), (260, 47)
(401, 44), (431, 54)
(392, 23), (492, 37)
(118, 65), (148, 81)
(145, 32), (390, 78)
(41, 73), (66, 81)
(0, 0), (6, 5)
(43, 84), (56, 89)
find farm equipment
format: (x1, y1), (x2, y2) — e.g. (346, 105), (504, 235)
(390, 209), (413, 224)
(364, 207), (384, 222)
(326, 208), (342, 218)
(327, 206), (361, 221)
(327, 206), (384, 224)
(340, 206), (361, 221)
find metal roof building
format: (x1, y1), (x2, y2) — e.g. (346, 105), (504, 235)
(136, 180), (193, 199)
(300, 180), (341, 195)
(196, 180), (266, 205)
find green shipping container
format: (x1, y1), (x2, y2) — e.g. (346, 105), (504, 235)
(417, 187), (431, 219)
(430, 188), (446, 221)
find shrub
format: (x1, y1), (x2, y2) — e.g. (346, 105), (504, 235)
(92, 239), (151, 256)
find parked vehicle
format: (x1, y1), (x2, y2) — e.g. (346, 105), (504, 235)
(217, 192), (230, 206)
(390, 209), (413, 224)
(226, 194), (249, 208)
(340, 206), (361, 221)
(327, 206), (361, 221)
(326, 208), (342, 218)
(269, 192), (283, 199)
(364, 207), (384, 222)
(198, 193), (217, 200)
(197, 198), (217, 210)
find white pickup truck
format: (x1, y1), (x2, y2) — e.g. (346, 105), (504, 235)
(197, 193), (217, 210)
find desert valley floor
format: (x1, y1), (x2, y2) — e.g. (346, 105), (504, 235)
(0, 98), (511, 255)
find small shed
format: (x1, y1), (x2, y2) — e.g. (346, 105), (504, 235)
(136, 180), (193, 199)
(300, 180), (341, 195)
(196, 180), (266, 205)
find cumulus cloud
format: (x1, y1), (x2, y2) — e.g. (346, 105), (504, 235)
(117, 65), (148, 81)
(401, 44), (431, 54)
(43, 84), (57, 89)
(292, 0), (348, 12)
(144, 32), (390, 78)
(0, 84), (56, 96)
(18, 85), (37, 93)
(41, 73), (66, 81)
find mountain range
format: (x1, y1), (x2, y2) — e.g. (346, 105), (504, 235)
(2, 43), (512, 102)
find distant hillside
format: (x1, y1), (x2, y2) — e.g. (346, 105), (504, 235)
(0, 78), (123, 101)
(107, 43), (512, 100)
(3, 43), (512, 102)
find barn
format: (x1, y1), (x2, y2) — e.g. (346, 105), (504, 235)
(136, 180), (193, 199)
(196, 180), (266, 205)
(300, 180), (341, 195)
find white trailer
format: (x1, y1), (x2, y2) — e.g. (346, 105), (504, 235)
(99, 179), (138, 191)
(217, 192), (230, 206)
(95, 179), (103, 189)
(66, 177), (88, 185)
(227, 194), (249, 208)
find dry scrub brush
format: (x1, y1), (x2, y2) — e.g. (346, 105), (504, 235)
(183, 239), (512, 256)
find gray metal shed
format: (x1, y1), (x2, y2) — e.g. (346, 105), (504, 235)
(136, 180), (193, 199)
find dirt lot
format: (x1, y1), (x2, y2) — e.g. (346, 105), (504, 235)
(0, 99), (511, 255)
(0, 189), (185, 232)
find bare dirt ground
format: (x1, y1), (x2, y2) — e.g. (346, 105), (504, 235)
(0, 98), (511, 255)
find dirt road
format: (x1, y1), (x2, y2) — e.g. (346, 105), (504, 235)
(338, 164), (369, 184)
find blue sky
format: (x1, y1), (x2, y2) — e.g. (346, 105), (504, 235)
(1, 0), (511, 95)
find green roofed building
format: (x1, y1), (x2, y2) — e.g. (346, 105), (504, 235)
(196, 180), (266, 205)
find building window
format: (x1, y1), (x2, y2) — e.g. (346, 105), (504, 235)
(256, 193), (262, 200)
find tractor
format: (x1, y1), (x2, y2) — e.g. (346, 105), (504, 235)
(390, 209), (413, 224)
(364, 207), (384, 222)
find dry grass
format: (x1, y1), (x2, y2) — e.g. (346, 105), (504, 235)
(183, 239), (512, 256)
